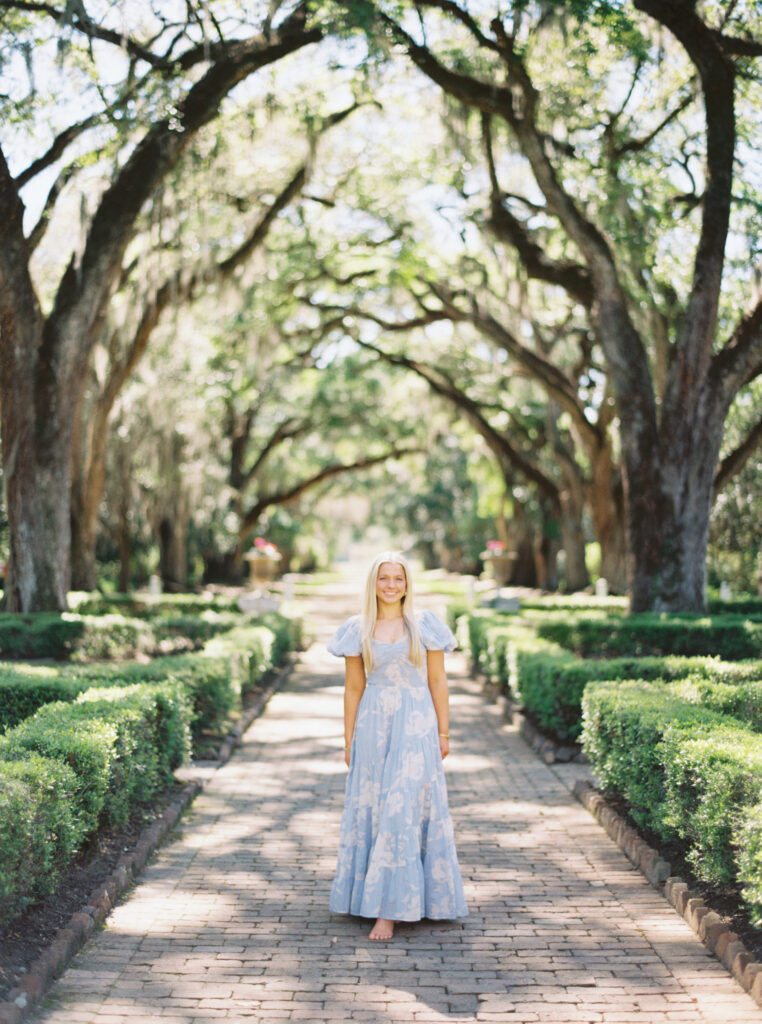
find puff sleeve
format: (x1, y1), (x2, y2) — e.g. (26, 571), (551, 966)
(327, 615), (363, 657)
(418, 609), (457, 652)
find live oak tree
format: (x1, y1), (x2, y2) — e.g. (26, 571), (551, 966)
(287, 88), (621, 590)
(0, 0), (323, 609)
(196, 304), (424, 580)
(345, 0), (762, 611)
(69, 98), (358, 591)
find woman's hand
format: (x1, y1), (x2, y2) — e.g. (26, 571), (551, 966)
(345, 744), (351, 767)
(439, 735), (449, 760)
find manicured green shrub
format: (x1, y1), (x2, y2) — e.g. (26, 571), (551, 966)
(150, 612), (242, 651)
(61, 615), (300, 742)
(5, 682), (192, 829)
(0, 606), (301, 929)
(69, 592), (239, 617)
(0, 612), (154, 660)
(0, 609), (245, 662)
(458, 610), (516, 675)
(516, 595), (628, 614)
(0, 680), (191, 925)
(670, 677), (762, 733)
(174, 655), (242, 740)
(5, 704), (118, 833)
(205, 627), (270, 690)
(540, 614), (762, 660)
(514, 642), (761, 743)
(71, 614), (155, 661)
(255, 611), (303, 665)
(76, 681), (191, 775)
(707, 596), (762, 618)
(0, 668), (86, 731)
(582, 680), (762, 891)
(0, 609), (302, 929)
(0, 753), (79, 922)
(581, 680), (729, 837)
(62, 655), (240, 746)
(736, 802), (762, 924)
(512, 639), (588, 741)
(0, 613), (85, 659)
(661, 723), (762, 885)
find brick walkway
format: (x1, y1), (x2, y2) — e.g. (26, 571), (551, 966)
(28, 586), (761, 1023)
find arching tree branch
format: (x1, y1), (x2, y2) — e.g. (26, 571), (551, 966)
(714, 416), (762, 492)
(238, 445), (422, 541)
(355, 336), (561, 503)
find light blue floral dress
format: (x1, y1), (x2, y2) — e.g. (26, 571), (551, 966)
(328, 609), (468, 922)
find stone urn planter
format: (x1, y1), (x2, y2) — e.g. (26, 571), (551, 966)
(482, 548), (518, 586)
(245, 541), (281, 588)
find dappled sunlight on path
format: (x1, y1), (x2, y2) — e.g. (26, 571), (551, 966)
(28, 574), (760, 1023)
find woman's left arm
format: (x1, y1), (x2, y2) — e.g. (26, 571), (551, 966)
(427, 649), (450, 760)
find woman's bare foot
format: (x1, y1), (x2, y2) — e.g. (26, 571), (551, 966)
(369, 917), (394, 941)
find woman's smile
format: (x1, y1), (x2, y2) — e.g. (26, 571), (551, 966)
(376, 562), (407, 606)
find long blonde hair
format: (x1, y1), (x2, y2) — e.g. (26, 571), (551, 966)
(361, 550), (424, 672)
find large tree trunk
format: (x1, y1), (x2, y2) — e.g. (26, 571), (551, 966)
(0, 13), (322, 611)
(202, 550), (245, 585)
(392, 1), (758, 614)
(0, 179), (73, 608)
(588, 445), (627, 594)
(70, 500), (98, 593)
(503, 501), (536, 586)
(628, 393), (727, 611)
(70, 389), (105, 591)
(3, 428), (73, 611)
(559, 499), (588, 592)
(117, 506), (133, 594)
(533, 524), (560, 591)
(555, 429), (590, 592)
(158, 512), (189, 592)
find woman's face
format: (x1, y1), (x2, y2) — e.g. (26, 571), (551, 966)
(376, 562), (407, 609)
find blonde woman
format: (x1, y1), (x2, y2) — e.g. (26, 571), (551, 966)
(327, 551), (468, 941)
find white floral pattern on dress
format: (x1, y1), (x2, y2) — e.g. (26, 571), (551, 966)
(327, 610), (468, 922)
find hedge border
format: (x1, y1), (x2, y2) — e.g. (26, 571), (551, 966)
(573, 780), (762, 1008)
(457, 603), (762, 1007)
(0, 657), (295, 1024)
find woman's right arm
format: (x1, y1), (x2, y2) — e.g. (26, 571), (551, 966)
(343, 654), (366, 766)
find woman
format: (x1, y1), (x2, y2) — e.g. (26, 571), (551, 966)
(327, 551), (468, 941)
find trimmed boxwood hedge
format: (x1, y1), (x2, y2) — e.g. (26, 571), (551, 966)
(0, 753), (79, 923)
(0, 610), (241, 661)
(581, 679), (762, 920)
(539, 614), (762, 660)
(0, 610), (300, 928)
(452, 600), (762, 921)
(0, 613), (299, 741)
(4, 682), (189, 833)
(513, 640), (762, 743)
(455, 609), (762, 742)
(0, 669), (87, 731)
(670, 676), (762, 733)
(0, 682), (189, 924)
(738, 803), (762, 925)
(707, 596), (762, 618)
(69, 592), (240, 617)
(581, 680), (729, 836)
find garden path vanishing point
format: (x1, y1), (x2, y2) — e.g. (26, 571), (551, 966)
(27, 567), (761, 1023)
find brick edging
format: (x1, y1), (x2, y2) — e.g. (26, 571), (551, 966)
(572, 779), (762, 1008)
(0, 657), (295, 1024)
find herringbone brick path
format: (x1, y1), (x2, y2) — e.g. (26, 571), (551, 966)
(28, 583), (760, 1023)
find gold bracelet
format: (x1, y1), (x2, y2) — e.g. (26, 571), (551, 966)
(439, 733), (450, 739)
